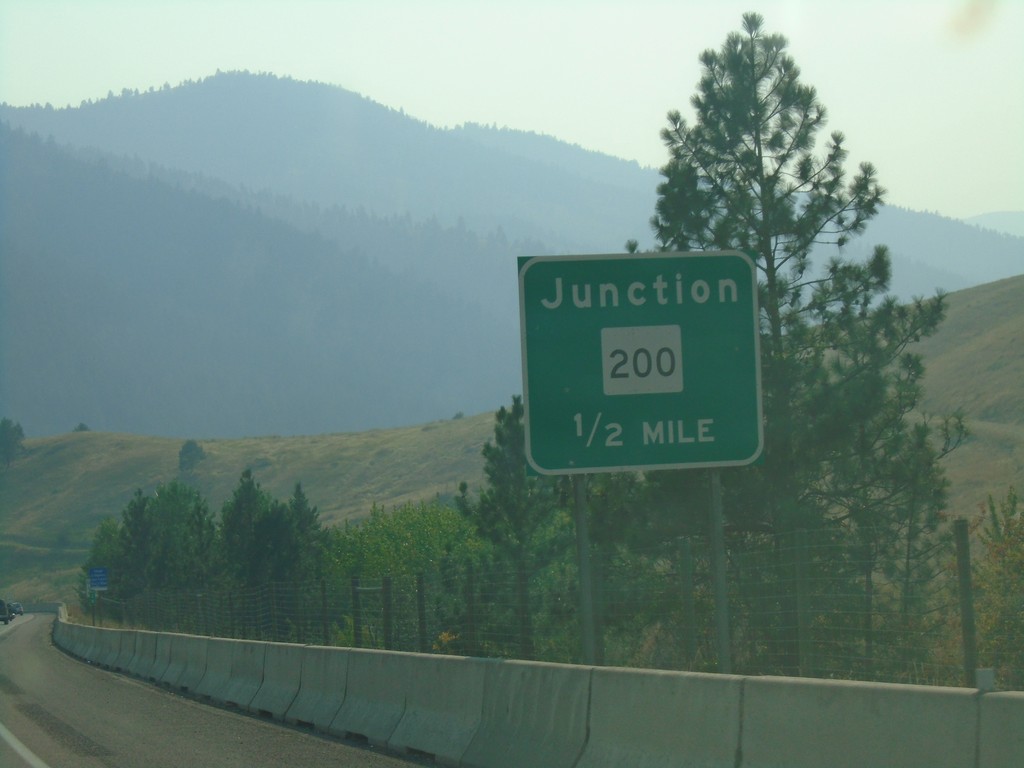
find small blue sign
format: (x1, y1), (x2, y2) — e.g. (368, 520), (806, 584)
(88, 567), (109, 591)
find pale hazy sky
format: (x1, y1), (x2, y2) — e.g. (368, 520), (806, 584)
(1, 0), (1021, 219)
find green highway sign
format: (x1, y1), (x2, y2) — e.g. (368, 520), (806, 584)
(518, 251), (763, 474)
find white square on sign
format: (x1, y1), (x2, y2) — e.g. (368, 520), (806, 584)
(601, 325), (683, 396)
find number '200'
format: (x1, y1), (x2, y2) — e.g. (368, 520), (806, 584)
(608, 347), (677, 379)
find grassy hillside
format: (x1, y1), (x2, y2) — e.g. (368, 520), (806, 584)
(2, 275), (1022, 603)
(914, 274), (1024, 517)
(0, 412), (493, 601)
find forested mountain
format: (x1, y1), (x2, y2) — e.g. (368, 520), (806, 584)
(0, 124), (520, 437)
(965, 211), (1024, 238)
(0, 72), (659, 254)
(1, 71), (1021, 439)
(837, 206), (1024, 298)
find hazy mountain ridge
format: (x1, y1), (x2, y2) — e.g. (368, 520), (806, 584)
(0, 124), (520, 437)
(3, 70), (1020, 299)
(964, 211), (1024, 238)
(850, 206), (1024, 297)
(451, 122), (659, 190)
(0, 71), (658, 254)
(54, 139), (545, 323)
(1, 71), (1022, 440)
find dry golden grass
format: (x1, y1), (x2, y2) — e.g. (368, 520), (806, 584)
(0, 412), (492, 600)
(915, 274), (1024, 516)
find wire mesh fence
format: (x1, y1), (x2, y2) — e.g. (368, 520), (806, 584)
(89, 529), (1020, 691)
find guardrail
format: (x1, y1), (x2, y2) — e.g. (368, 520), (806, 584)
(51, 618), (1023, 768)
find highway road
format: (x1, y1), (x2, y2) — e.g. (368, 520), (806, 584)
(0, 613), (425, 768)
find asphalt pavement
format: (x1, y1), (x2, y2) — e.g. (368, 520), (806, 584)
(0, 613), (423, 768)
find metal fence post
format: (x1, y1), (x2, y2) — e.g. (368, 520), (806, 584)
(954, 518), (978, 688)
(679, 537), (697, 669)
(382, 576), (393, 650)
(351, 576), (362, 648)
(416, 573), (428, 653)
(321, 577), (329, 646)
(795, 528), (813, 677)
(464, 562), (477, 656)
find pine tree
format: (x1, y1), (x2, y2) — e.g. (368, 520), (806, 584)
(647, 13), (964, 674)
(0, 418), (25, 468)
(285, 483), (327, 582)
(457, 396), (555, 657)
(218, 469), (274, 587)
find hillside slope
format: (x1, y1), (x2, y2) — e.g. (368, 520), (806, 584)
(2, 276), (1022, 602)
(0, 412), (494, 600)
(915, 274), (1024, 515)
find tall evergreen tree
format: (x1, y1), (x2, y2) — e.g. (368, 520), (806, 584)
(218, 469), (275, 587)
(217, 472), (328, 586)
(457, 396), (555, 657)
(147, 480), (216, 591)
(284, 483), (327, 582)
(83, 481), (215, 601)
(645, 13), (964, 673)
(178, 439), (206, 484)
(0, 418), (25, 468)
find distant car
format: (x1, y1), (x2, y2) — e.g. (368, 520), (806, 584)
(10, 602), (24, 616)
(0, 599), (11, 624)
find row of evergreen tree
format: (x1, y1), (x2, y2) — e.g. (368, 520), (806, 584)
(84, 471), (328, 598)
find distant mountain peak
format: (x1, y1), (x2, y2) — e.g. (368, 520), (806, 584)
(963, 210), (1024, 238)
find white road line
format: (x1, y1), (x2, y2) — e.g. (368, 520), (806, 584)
(0, 720), (52, 768)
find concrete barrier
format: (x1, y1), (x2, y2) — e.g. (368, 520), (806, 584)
(386, 653), (486, 765)
(50, 616), (65, 647)
(741, 675), (978, 768)
(979, 691), (1024, 768)
(64, 622), (88, 658)
(73, 624), (91, 658)
(148, 631), (174, 683)
(249, 641), (304, 719)
(112, 630), (138, 671)
(577, 666), (743, 768)
(126, 630), (159, 679)
(223, 638), (266, 710)
(76, 625), (100, 664)
(460, 659), (592, 768)
(74, 623), (102, 663)
(328, 648), (408, 747)
(163, 633), (208, 693)
(92, 627), (125, 669)
(24, 602), (63, 614)
(194, 637), (265, 708)
(50, 618), (66, 652)
(49, 622), (1024, 766)
(194, 636), (236, 702)
(52, 619), (82, 657)
(284, 645), (349, 731)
